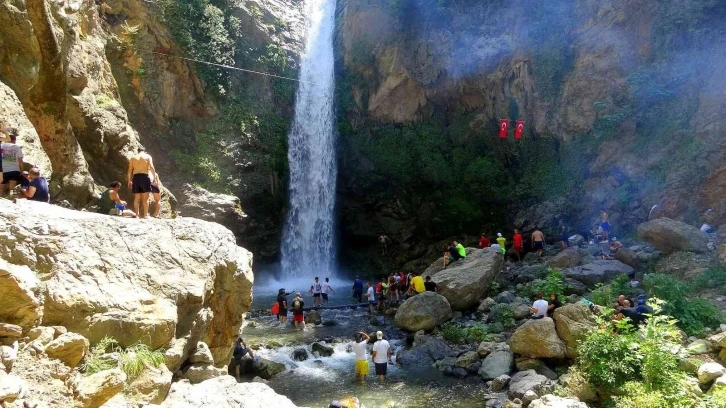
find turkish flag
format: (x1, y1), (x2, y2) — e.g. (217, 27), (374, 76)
(499, 119), (509, 139)
(515, 120), (525, 140)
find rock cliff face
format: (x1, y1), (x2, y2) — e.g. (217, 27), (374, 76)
(0, 200), (253, 367)
(335, 0), (726, 271)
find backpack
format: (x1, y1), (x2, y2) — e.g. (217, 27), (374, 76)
(270, 302), (280, 314)
(292, 299), (303, 312)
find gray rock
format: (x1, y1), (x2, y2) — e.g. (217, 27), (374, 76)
(183, 363), (226, 384)
(510, 318), (567, 359)
(522, 390), (538, 406)
(546, 248), (581, 269)
(479, 346), (514, 380)
(455, 351), (480, 368)
(397, 334), (454, 368)
(159, 375), (299, 407)
(305, 309), (322, 325)
(614, 248), (639, 268)
(189, 342), (214, 365)
(311, 342), (334, 357)
(512, 304), (532, 320)
(655, 251), (712, 279)
(433, 248), (503, 311)
(434, 356), (457, 372)
(535, 365), (559, 380)
(637, 218), (710, 254)
(563, 260), (634, 287)
(563, 278), (587, 296)
(291, 348), (309, 362)
(478, 298), (497, 314)
(394, 292), (453, 331)
(452, 367), (468, 378)
(253, 357), (286, 379)
(495, 291), (517, 304)
(698, 362), (725, 384)
(528, 394), (588, 408)
(508, 369), (548, 400)
(477, 341), (496, 357)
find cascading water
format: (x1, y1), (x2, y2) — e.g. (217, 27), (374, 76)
(281, 0), (338, 280)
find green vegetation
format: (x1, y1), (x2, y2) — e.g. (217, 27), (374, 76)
(576, 302), (711, 408)
(526, 268), (568, 300)
(440, 322), (466, 344)
(645, 273), (721, 336)
(81, 336), (166, 379)
(591, 274), (633, 312)
(465, 323), (488, 343)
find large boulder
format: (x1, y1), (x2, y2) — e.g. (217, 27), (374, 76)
(563, 260), (634, 287)
(74, 368), (126, 408)
(547, 248), (581, 269)
(698, 362), (725, 385)
(614, 248), (639, 268)
(479, 343), (513, 380)
(159, 375), (299, 407)
(508, 369), (549, 400)
(637, 218), (710, 254)
(396, 334), (454, 368)
(122, 365), (173, 404)
(528, 394), (588, 408)
(0, 259), (43, 330)
(431, 248), (502, 311)
(176, 184), (248, 241)
(183, 364), (227, 384)
(553, 303), (597, 358)
(45, 332), (90, 368)
(510, 318), (567, 359)
(654, 251), (712, 279)
(0, 201), (253, 368)
(394, 292), (453, 331)
(253, 357), (286, 379)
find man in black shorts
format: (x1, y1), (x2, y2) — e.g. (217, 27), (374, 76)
(371, 331), (392, 382)
(0, 128), (24, 197)
(277, 288), (288, 325)
(127, 146), (156, 218)
(310, 277), (323, 306)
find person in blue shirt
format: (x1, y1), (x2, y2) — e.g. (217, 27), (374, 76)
(352, 276), (364, 303)
(17, 167), (49, 203)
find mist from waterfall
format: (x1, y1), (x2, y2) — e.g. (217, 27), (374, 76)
(280, 0), (338, 280)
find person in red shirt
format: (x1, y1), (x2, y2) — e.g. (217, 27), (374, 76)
(478, 233), (490, 249)
(513, 229), (523, 261)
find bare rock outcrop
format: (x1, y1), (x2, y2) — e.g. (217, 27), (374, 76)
(432, 248), (503, 311)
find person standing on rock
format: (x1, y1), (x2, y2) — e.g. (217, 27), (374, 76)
(378, 234), (391, 255)
(559, 219), (569, 248)
(371, 331), (392, 382)
(529, 292), (548, 320)
(531, 228), (545, 257)
(600, 210), (610, 242)
(233, 337), (255, 381)
(277, 288), (288, 325)
(321, 277), (335, 303)
(352, 276), (364, 303)
(512, 229), (523, 261)
(0, 128), (24, 197)
(310, 276), (323, 307)
(353, 331), (370, 381)
(496, 233), (507, 255)
(366, 282), (376, 315)
(291, 292), (305, 330)
(127, 146), (157, 218)
(150, 171), (162, 218)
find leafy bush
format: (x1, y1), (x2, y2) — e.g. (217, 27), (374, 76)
(489, 304), (516, 328)
(577, 320), (639, 389)
(645, 273), (721, 335)
(591, 274), (633, 310)
(465, 323), (488, 343)
(440, 323), (466, 344)
(528, 268), (568, 299)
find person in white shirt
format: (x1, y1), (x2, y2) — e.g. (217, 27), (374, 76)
(371, 331), (392, 382)
(321, 277), (335, 304)
(0, 129), (25, 197)
(529, 292), (549, 320)
(366, 282), (375, 315)
(352, 331), (370, 381)
(309, 276), (323, 306)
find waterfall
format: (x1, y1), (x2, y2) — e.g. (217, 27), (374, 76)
(280, 0), (338, 280)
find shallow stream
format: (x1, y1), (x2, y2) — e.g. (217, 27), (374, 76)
(244, 286), (499, 408)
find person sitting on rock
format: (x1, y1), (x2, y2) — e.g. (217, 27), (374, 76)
(408, 272), (426, 297)
(614, 299), (640, 327)
(232, 337), (255, 381)
(98, 181), (136, 217)
(15, 167), (49, 203)
(443, 242), (462, 268)
(424, 276), (438, 293)
(291, 293), (305, 330)
(547, 293), (561, 317)
(453, 240), (467, 259)
(529, 292), (548, 320)
(635, 297), (653, 324)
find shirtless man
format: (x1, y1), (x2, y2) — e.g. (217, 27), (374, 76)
(126, 147), (157, 218)
(531, 228), (545, 257)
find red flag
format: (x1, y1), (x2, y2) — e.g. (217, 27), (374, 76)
(514, 120), (525, 140)
(499, 119), (509, 139)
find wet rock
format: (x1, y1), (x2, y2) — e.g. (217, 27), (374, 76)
(397, 334), (454, 368)
(479, 344), (513, 380)
(253, 358), (286, 379)
(433, 248), (503, 311)
(394, 292), (453, 331)
(553, 303), (597, 358)
(291, 348), (309, 362)
(546, 248), (581, 269)
(305, 309), (322, 325)
(510, 318), (567, 359)
(311, 342), (334, 357)
(452, 367), (468, 378)
(637, 218), (710, 254)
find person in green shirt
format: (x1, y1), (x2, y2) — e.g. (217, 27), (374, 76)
(98, 181), (136, 217)
(453, 241), (467, 258)
(496, 233), (507, 254)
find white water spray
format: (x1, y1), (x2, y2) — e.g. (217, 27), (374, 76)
(281, 0), (338, 280)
